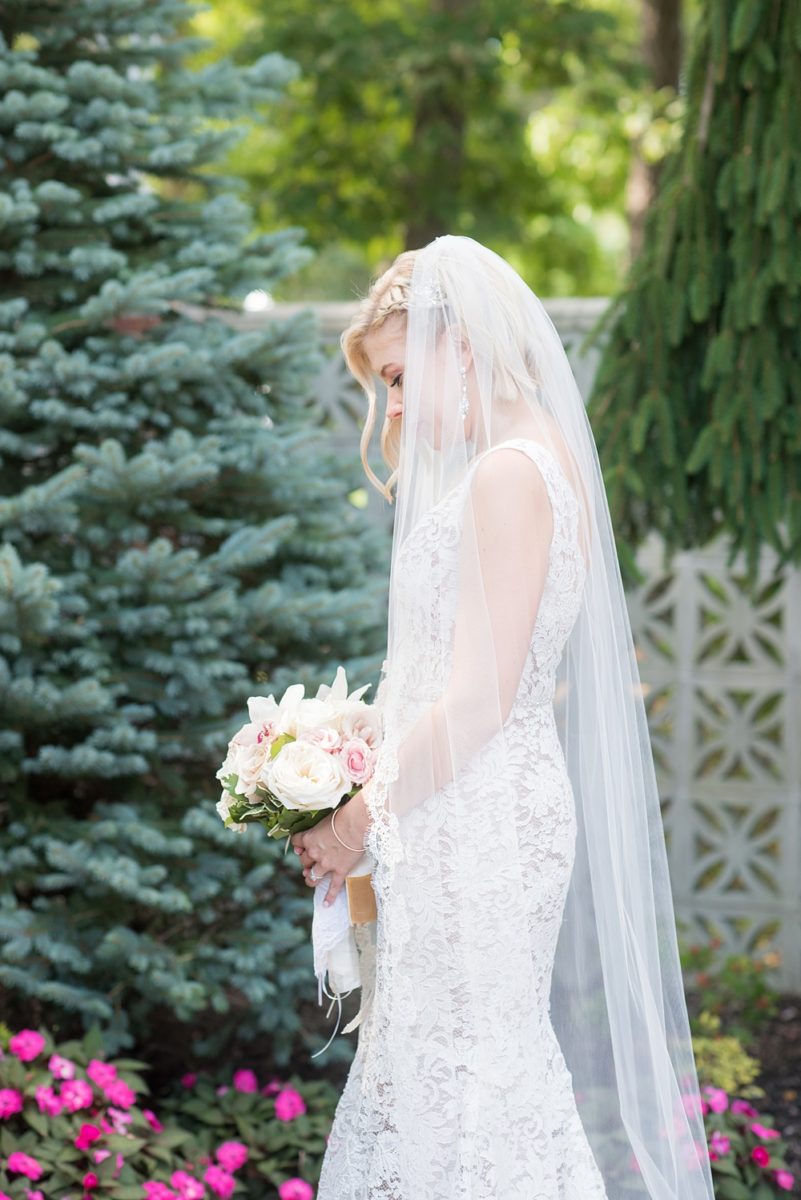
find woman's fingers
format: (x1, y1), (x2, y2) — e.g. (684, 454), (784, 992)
(325, 871), (345, 906)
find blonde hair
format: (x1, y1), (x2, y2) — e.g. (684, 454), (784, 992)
(340, 250), (419, 504)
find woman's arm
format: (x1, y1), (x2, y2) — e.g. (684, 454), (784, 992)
(340, 447), (554, 846)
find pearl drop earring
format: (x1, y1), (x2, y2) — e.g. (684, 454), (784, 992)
(459, 363), (469, 420)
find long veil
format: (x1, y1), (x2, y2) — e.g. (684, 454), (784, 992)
(357, 235), (715, 1199)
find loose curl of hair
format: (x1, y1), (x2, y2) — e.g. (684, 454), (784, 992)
(340, 250), (421, 504)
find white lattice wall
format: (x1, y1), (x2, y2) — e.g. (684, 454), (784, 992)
(259, 299), (801, 989)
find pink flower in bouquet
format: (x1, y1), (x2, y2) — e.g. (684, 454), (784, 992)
(339, 737), (374, 785)
(232, 1068), (258, 1093)
(171, 1170), (205, 1199)
(74, 1123), (103, 1151)
(9, 1030), (45, 1062)
(750, 1121), (780, 1140)
(203, 1166), (235, 1199)
(702, 1086), (728, 1113)
(87, 1059), (117, 1089)
(104, 1078), (136, 1108)
(215, 1141), (248, 1171)
(0, 1089), (24, 1119)
(751, 1145), (771, 1167)
(274, 1087), (306, 1122)
(48, 1053), (76, 1080)
(61, 1079), (94, 1112)
(278, 1179), (314, 1200)
(7, 1152), (43, 1180)
(730, 1098), (759, 1117)
(775, 1170), (795, 1190)
(303, 726), (342, 753)
(35, 1084), (63, 1116)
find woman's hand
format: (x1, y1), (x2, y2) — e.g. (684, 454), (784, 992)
(291, 793), (371, 907)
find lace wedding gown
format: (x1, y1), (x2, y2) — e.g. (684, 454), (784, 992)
(317, 439), (610, 1200)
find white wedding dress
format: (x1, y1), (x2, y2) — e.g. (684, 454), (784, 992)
(317, 439), (610, 1199)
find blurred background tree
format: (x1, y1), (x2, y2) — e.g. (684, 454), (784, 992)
(0, 0), (387, 1072)
(188, 0), (701, 298)
(587, 0), (801, 584)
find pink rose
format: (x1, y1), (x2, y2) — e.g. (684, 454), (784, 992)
(104, 1078), (136, 1108)
(274, 1087), (306, 1122)
(9, 1030), (45, 1063)
(751, 1145), (771, 1167)
(170, 1170), (205, 1199)
(702, 1086), (728, 1113)
(203, 1166), (236, 1199)
(278, 1180), (314, 1200)
(215, 1141), (248, 1171)
(339, 737), (373, 784)
(303, 726), (341, 752)
(750, 1121), (780, 1140)
(232, 1069), (258, 1093)
(0, 1088), (24, 1119)
(7, 1152), (43, 1180)
(61, 1079), (94, 1112)
(35, 1084), (62, 1116)
(48, 1053), (76, 1080)
(87, 1059), (117, 1089)
(775, 1170), (795, 1191)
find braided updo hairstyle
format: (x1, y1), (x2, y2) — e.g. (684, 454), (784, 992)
(340, 250), (419, 504)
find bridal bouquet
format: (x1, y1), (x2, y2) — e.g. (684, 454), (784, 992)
(215, 665), (380, 842)
(215, 666), (380, 1030)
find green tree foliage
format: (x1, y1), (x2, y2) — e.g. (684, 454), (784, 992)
(0, 0), (387, 1064)
(192, 0), (644, 296)
(586, 0), (801, 584)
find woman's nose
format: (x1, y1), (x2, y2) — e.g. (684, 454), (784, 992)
(387, 398), (403, 420)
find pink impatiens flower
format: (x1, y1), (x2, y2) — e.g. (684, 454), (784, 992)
(730, 1098), (759, 1117)
(7, 1151), (43, 1180)
(215, 1141), (248, 1172)
(143, 1108), (164, 1132)
(34, 1084), (63, 1116)
(9, 1030), (45, 1062)
(232, 1069), (258, 1093)
(702, 1086), (728, 1113)
(775, 1170), (795, 1191)
(708, 1130), (730, 1158)
(274, 1087), (306, 1122)
(203, 1166), (236, 1199)
(104, 1078), (136, 1108)
(170, 1170), (205, 1199)
(751, 1145), (771, 1167)
(61, 1079), (94, 1112)
(87, 1059), (117, 1089)
(278, 1179), (314, 1200)
(48, 1052), (75, 1080)
(181, 1073), (198, 1088)
(82, 1172), (99, 1190)
(143, 1184), (177, 1200)
(750, 1121), (781, 1140)
(74, 1123), (103, 1151)
(0, 1088), (24, 1119)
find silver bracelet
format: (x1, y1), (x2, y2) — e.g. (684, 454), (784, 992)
(331, 803), (363, 853)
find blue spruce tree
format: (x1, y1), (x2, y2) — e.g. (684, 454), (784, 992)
(0, 0), (388, 1067)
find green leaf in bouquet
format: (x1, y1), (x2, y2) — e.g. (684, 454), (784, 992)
(270, 733), (295, 758)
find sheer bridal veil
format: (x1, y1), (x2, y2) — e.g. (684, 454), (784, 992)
(347, 235), (715, 1199)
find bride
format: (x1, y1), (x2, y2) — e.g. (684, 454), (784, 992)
(291, 235), (715, 1199)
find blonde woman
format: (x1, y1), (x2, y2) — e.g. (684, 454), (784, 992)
(292, 236), (714, 1200)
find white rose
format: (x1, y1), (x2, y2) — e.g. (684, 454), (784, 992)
(217, 721), (273, 800)
(340, 703), (382, 749)
(300, 725), (342, 752)
(216, 790), (247, 833)
(266, 739), (349, 811)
